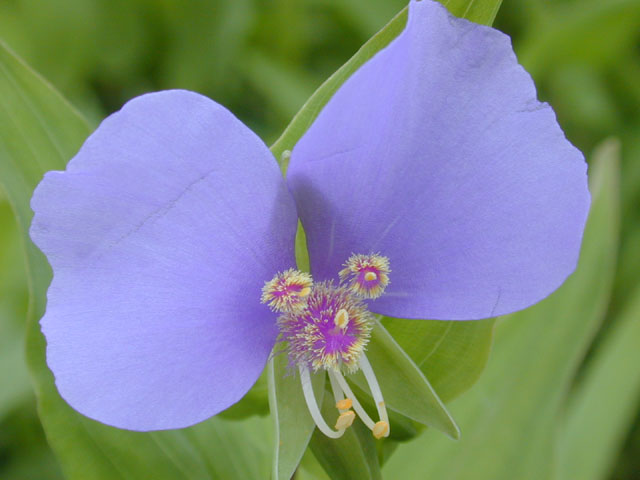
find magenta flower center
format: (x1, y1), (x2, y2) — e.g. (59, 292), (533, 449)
(278, 281), (373, 372)
(262, 253), (390, 373)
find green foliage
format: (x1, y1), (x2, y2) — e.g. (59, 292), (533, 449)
(0, 200), (30, 420)
(558, 285), (640, 480)
(351, 321), (459, 438)
(309, 395), (382, 480)
(441, 0), (504, 24)
(383, 317), (495, 403)
(268, 352), (325, 480)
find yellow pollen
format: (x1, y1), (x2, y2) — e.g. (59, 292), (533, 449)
(372, 421), (390, 439)
(335, 411), (356, 430)
(336, 398), (353, 410)
(339, 253), (391, 299)
(334, 309), (349, 329)
(297, 287), (311, 297)
(261, 268), (313, 313)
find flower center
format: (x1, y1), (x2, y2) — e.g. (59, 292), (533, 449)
(262, 253), (392, 440)
(278, 281), (373, 373)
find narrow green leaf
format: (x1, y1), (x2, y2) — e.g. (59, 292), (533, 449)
(383, 317), (495, 402)
(382, 140), (620, 480)
(557, 143), (640, 480)
(351, 320), (460, 439)
(268, 353), (325, 480)
(557, 286), (640, 480)
(0, 40), (271, 480)
(0, 199), (31, 419)
(270, 6), (407, 165)
(309, 393), (382, 480)
(440, 0), (504, 25)
(295, 449), (332, 480)
(0, 324), (31, 419)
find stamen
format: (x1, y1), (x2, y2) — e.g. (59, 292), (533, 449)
(339, 253), (390, 299)
(261, 268), (313, 313)
(265, 256), (392, 440)
(298, 287), (311, 297)
(372, 421), (389, 439)
(335, 411), (356, 430)
(334, 309), (349, 329)
(359, 354), (390, 435)
(299, 365), (346, 439)
(329, 369), (376, 430)
(329, 353), (390, 439)
(278, 282), (372, 373)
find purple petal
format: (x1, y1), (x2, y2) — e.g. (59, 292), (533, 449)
(287, 0), (589, 320)
(30, 90), (297, 430)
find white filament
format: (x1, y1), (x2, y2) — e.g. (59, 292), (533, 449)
(327, 367), (347, 410)
(359, 353), (389, 427)
(299, 365), (345, 439)
(330, 369), (377, 430)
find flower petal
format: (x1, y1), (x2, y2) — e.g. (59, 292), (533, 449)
(30, 90), (297, 430)
(287, 0), (589, 320)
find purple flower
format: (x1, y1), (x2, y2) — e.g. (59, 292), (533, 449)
(30, 0), (589, 439)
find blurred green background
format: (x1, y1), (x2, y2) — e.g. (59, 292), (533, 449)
(0, 0), (639, 478)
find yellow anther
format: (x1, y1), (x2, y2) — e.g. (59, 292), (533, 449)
(261, 268), (313, 313)
(336, 398), (353, 410)
(297, 287), (311, 297)
(372, 421), (389, 439)
(334, 309), (349, 329)
(339, 253), (390, 299)
(335, 411), (356, 430)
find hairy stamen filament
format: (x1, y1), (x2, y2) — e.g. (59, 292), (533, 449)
(329, 369), (376, 430)
(329, 353), (390, 439)
(327, 369), (356, 430)
(359, 354), (390, 438)
(299, 365), (346, 439)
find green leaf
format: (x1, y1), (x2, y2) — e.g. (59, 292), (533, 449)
(383, 317), (495, 403)
(309, 392), (382, 480)
(440, 0), (504, 25)
(0, 323), (31, 419)
(0, 199), (31, 419)
(350, 320), (460, 439)
(0, 40), (272, 480)
(382, 139), (620, 480)
(268, 352), (325, 480)
(556, 143), (639, 480)
(557, 285), (640, 480)
(269, 6), (407, 167)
